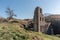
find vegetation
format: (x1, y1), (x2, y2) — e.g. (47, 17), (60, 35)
(5, 7), (17, 20)
(0, 23), (60, 40)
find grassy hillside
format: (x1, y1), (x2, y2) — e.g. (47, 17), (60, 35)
(0, 23), (60, 40)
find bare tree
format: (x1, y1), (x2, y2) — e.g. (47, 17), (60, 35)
(6, 7), (16, 20)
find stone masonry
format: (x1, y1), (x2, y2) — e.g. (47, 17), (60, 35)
(33, 7), (46, 32)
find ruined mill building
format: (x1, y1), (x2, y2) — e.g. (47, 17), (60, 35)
(33, 6), (60, 34)
(33, 7), (50, 33)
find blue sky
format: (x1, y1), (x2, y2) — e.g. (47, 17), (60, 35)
(0, 0), (60, 19)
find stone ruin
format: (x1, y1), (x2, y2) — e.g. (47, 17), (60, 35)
(20, 6), (60, 35)
(33, 6), (60, 35)
(46, 15), (60, 35)
(33, 7), (50, 33)
(33, 7), (46, 32)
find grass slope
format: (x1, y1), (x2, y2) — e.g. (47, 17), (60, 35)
(0, 23), (60, 40)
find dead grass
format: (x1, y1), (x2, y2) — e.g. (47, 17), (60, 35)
(0, 23), (60, 40)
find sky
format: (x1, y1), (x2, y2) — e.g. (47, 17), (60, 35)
(0, 0), (60, 19)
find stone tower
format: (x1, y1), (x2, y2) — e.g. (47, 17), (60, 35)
(33, 7), (45, 32)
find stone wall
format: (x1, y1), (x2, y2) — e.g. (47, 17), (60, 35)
(33, 6), (60, 34)
(33, 7), (46, 32)
(46, 15), (60, 34)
